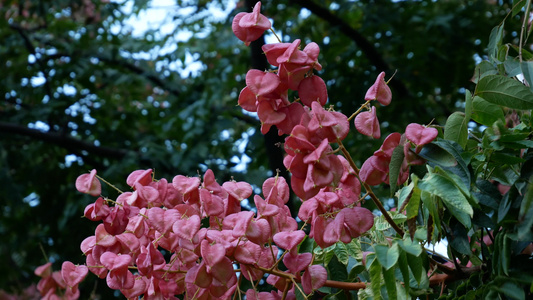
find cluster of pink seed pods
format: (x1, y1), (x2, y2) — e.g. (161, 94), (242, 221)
(35, 2), (439, 299)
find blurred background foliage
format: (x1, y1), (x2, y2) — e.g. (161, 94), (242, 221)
(0, 0), (522, 297)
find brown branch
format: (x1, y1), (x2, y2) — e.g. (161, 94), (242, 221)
(0, 121), (129, 160)
(291, 0), (409, 98)
(95, 55), (181, 98)
(337, 139), (405, 236)
(254, 262), (481, 291)
(9, 22), (54, 103)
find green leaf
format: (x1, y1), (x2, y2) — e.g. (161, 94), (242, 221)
(518, 177), (533, 239)
(374, 212), (408, 231)
(512, 0), (527, 16)
(348, 262), (366, 281)
(433, 165), (472, 203)
(346, 239), (363, 262)
(383, 266), (397, 300)
(498, 191), (513, 224)
(521, 61), (533, 92)
(491, 152), (526, 165)
(406, 252), (425, 285)
(295, 283), (307, 300)
(473, 61), (498, 83)
(449, 222), (471, 255)
(504, 56), (523, 77)
(389, 145), (405, 196)
(475, 75), (533, 110)
(368, 254), (383, 300)
(299, 236), (315, 253)
(492, 279), (526, 300)
(497, 44), (509, 64)
(501, 234), (511, 275)
(420, 191), (441, 237)
(327, 255), (348, 282)
(397, 250), (410, 297)
(314, 244), (336, 266)
(417, 143), (457, 168)
(444, 112), (468, 148)
(397, 181), (414, 213)
(334, 242), (350, 266)
(472, 96), (505, 126)
(510, 44), (533, 60)
(374, 243), (399, 270)
(431, 139), (471, 188)
(323, 289), (345, 300)
(405, 184), (421, 219)
(465, 89), (473, 121)
(398, 235), (423, 257)
(418, 172), (473, 228)
(488, 24), (505, 62)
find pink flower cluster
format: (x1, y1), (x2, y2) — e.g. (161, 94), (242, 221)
(34, 261), (88, 299)
(38, 3), (443, 299)
(56, 168), (330, 299)
(234, 3), (377, 250)
(359, 124), (438, 186)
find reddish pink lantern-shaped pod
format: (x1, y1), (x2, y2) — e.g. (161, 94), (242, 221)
(75, 169), (101, 196)
(302, 265), (328, 294)
(272, 230), (306, 252)
(172, 175), (201, 195)
(303, 42), (322, 70)
(126, 169), (153, 187)
(283, 252), (312, 274)
(121, 276), (148, 299)
(276, 39), (308, 65)
(232, 2), (271, 46)
(200, 240), (226, 270)
(246, 289), (278, 300)
(262, 42), (292, 67)
(340, 207), (374, 238)
(354, 106), (381, 139)
(172, 214), (201, 240)
(359, 156), (388, 186)
(298, 75), (328, 107)
(365, 71), (392, 106)
(35, 262), (53, 278)
(405, 123), (438, 149)
(238, 86), (258, 112)
(246, 69), (280, 97)
(234, 241), (261, 265)
(222, 180), (253, 201)
(375, 132), (402, 158)
(61, 262), (88, 290)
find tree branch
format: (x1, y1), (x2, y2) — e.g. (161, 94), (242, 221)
(9, 22), (55, 104)
(95, 55), (181, 98)
(0, 121), (129, 160)
(254, 262), (481, 291)
(291, 0), (409, 98)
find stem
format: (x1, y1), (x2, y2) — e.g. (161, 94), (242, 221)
(255, 265), (296, 280)
(291, 277), (308, 299)
(281, 281), (290, 300)
(96, 174), (124, 194)
(39, 243), (49, 262)
(269, 28), (282, 43)
(347, 100), (372, 122)
(250, 262), (480, 291)
(519, 0), (532, 63)
(336, 139), (405, 236)
(325, 280), (366, 290)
